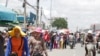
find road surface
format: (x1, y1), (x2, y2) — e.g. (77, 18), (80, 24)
(47, 43), (100, 56)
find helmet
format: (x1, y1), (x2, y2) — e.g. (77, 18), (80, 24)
(88, 30), (92, 34)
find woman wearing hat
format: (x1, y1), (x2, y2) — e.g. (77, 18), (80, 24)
(28, 27), (48, 56)
(5, 26), (30, 56)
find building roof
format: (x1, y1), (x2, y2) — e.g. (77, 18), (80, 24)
(0, 5), (17, 22)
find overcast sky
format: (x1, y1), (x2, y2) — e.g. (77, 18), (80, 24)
(0, 0), (100, 31)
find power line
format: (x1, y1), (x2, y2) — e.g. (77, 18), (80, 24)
(18, 0), (49, 27)
(26, 2), (37, 10)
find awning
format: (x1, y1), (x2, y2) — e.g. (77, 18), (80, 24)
(17, 15), (29, 23)
(0, 5), (17, 22)
(0, 21), (19, 27)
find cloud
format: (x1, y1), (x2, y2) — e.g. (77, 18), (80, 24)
(1, 0), (100, 31)
(48, 0), (100, 31)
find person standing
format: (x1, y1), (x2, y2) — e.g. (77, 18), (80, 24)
(0, 31), (5, 56)
(5, 26), (30, 56)
(63, 33), (67, 49)
(43, 31), (50, 49)
(1, 30), (9, 51)
(60, 33), (64, 49)
(28, 27), (48, 56)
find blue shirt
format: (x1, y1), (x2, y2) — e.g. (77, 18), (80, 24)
(5, 37), (30, 56)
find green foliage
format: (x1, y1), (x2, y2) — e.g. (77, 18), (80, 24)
(52, 17), (68, 29)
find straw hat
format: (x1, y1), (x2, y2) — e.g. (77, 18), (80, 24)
(8, 26), (26, 37)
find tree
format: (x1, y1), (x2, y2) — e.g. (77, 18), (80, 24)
(51, 17), (68, 29)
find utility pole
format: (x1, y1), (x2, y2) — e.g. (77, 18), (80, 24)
(93, 24), (95, 33)
(40, 7), (43, 28)
(23, 0), (27, 28)
(76, 26), (78, 32)
(5, 0), (8, 7)
(36, 0), (40, 27)
(50, 0), (52, 29)
(50, 0), (52, 19)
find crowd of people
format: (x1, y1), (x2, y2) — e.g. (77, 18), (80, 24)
(0, 25), (100, 56)
(0, 26), (48, 56)
(0, 25), (79, 56)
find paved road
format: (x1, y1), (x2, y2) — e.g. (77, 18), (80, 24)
(47, 43), (100, 56)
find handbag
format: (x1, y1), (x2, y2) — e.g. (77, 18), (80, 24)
(9, 38), (23, 56)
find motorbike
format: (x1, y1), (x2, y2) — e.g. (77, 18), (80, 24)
(81, 38), (84, 47)
(69, 35), (75, 49)
(97, 42), (100, 53)
(69, 41), (74, 49)
(86, 43), (94, 56)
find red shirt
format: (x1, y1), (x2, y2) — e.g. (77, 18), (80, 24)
(44, 34), (50, 42)
(11, 37), (24, 56)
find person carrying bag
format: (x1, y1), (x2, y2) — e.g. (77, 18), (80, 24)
(5, 26), (30, 56)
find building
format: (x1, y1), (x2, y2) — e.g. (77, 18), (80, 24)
(90, 24), (100, 33)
